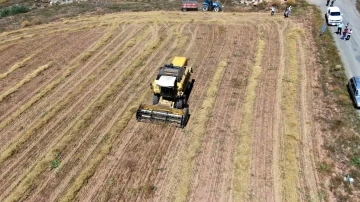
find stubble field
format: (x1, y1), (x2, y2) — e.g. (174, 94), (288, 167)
(0, 11), (322, 202)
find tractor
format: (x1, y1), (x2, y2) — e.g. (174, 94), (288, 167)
(202, 0), (222, 12)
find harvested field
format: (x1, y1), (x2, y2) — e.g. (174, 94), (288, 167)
(0, 11), (322, 201)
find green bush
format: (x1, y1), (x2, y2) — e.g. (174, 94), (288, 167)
(351, 157), (360, 167)
(50, 159), (61, 169)
(0, 4), (29, 18)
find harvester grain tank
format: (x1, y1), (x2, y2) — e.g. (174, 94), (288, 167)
(136, 57), (193, 128)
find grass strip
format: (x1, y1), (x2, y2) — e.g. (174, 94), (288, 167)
(0, 53), (36, 80)
(0, 61), (53, 102)
(174, 60), (227, 202)
(281, 28), (302, 202)
(233, 39), (265, 201)
(0, 28), (113, 131)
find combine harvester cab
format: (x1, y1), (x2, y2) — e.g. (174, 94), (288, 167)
(136, 57), (193, 128)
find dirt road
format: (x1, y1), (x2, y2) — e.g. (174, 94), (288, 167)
(0, 11), (321, 201)
(307, 0), (360, 77)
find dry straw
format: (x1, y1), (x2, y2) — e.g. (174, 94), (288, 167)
(0, 28), (115, 131)
(0, 61), (53, 103)
(281, 28), (302, 202)
(2, 29), (122, 202)
(233, 39), (265, 201)
(59, 33), (162, 202)
(0, 53), (36, 80)
(174, 60), (227, 202)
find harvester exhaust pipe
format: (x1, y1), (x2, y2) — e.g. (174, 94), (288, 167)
(136, 104), (189, 128)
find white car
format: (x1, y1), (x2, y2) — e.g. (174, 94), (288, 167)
(325, 6), (343, 26)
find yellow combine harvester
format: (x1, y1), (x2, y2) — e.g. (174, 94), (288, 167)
(136, 56), (193, 128)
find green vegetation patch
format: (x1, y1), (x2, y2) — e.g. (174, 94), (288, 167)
(0, 4), (29, 18)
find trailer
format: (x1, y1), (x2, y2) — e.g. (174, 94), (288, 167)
(181, 0), (198, 11)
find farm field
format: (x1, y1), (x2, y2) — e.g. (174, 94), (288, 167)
(0, 11), (322, 201)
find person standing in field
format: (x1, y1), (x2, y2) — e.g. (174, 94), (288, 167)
(337, 22), (343, 35)
(284, 7), (289, 18)
(271, 6), (275, 16)
(345, 22), (349, 29)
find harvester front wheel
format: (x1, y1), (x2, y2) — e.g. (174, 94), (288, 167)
(214, 7), (220, 12)
(175, 99), (184, 109)
(153, 95), (160, 105)
(202, 5), (209, 12)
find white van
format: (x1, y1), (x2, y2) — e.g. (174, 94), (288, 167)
(325, 6), (343, 26)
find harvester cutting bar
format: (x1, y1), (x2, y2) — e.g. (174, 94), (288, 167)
(136, 104), (189, 128)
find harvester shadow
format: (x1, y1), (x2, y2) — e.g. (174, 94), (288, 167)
(184, 79), (195, 108)
(181, 79), (195, 128)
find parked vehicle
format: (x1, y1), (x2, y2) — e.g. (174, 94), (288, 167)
(325, 6), (343, 26)
(202, 0), (222, 12)
(347, 76), (360, 108)
(181, 0), (198, 12)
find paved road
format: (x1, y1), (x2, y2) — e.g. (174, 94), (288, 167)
(307, 0), (360, 78)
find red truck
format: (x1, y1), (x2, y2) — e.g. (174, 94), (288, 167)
(181, 0), (198, 11)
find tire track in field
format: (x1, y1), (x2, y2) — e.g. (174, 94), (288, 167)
(152, 24), (219, 202)
(273, 19), (288, 202)
(0, 23), (148, 173)
(75, 24), (183, 202)
(0, 28), (101, 92)
(2, 26), (154, 201)
(93, 23), (211, 202)
(297, 30), (320, 202)
(161, 25), (229, 202)
(104, 23), (195, 202)
(0, 26), (117, 139)
(151, 25), (215, 200)
(214, 26), (258, 202)
(29, 23), (175, 202)
(77, 23), (191, 202)
(232, 26), (266, 201)
(0, 62), (53, 102)
(188, 24), (256, 202)
(250, 21), (279, 202)
(0, 25), (153, 201)
(189, 24), (241, 201)
(0, 32), (63, 72)
(0, 24), (127, 160)
(0, 52), (37, 80)
(55, 23), (179, 202)
(144, 24), (217, 202)
(0, 29), (105, 124)
(0, 24), (125, 132)
(0, 23), (135, 149)
(0, 22), (109, 46)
